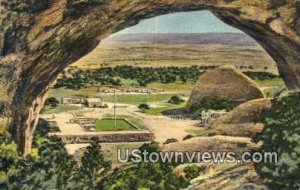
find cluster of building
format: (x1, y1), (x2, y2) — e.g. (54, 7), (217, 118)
(61, 97), (107, 108)
(98, 87), (165, 94)
(44, 115), (154, 144)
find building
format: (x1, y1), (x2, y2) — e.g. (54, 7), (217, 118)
(61, 97), (86, 104)
(98, 87), (165, 94)
(86, 98), (106, 108)
(70, 118), (96, 131)
(61, 97), (107, 108)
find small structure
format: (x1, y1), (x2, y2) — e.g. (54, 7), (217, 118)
(70, 118), (97, 131)
(61, 98), (86, 104)
(98, 87), (165, 94)
(85, 98), (106, 108)
(201, 109), (227, 126)
(48, 121), (59, 128)
(61, 97), (107, 108)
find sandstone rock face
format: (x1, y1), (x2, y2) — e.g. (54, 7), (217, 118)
(186, 66), (265, 110)
(213, 98), (272, 126)
(0, 0), (299, 154)
(162, 135), (258, 153)
(211, 98), (273, 137)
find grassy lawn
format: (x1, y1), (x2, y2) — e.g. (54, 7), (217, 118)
(47, 78), (285, 109)
(142, 107), (172, 116)
(49, 86), (188, 106)
(95, 119), (137, 131)
(103, 114), (147, 130)
(142, 101), (187, 116)
(42, 104), (82, 114)
(148, 82), (194, 94)
(101, 93), (178, 105)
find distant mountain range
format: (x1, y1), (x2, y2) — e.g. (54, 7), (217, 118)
(101, 33), (258, 46)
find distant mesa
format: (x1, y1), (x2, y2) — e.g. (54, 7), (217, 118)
(101, 33), (258, 46)
(186, 66), (265, 111)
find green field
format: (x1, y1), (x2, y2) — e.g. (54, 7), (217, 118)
(103, 114), (147, 130)
(102, 93), (182, 105)
(48, 85), (189, 106)
(47, 77), (285, 110)
(141, 101), (187, 116)
(42, 104), (82, 114)
(95, 119), (137, 131)
(148, 82), (194, 94)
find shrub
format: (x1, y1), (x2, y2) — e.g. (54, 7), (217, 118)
(189, 96), (234, 113)
(183, 165), (206, 180)
(168, 95), (184, 105)
(80, 138), (111, 189)
(100, 142), (189, 190)
(182, 135), (194, 141)
(44, 97), (59, 108)
(138, 103), (150, 110)
(243, 72), (278, 81)
(163, 138), (178, 145)
(254, 92), (300, 189)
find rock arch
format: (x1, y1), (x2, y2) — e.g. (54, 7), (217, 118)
(0, 0), (299, 154)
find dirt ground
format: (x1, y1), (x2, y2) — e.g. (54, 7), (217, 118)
(41, 102), (201, 153)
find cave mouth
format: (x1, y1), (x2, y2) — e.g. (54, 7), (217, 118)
(49, 10), (282, 99)
(39, 10), (285, 155)
(3, 1), (299, 155)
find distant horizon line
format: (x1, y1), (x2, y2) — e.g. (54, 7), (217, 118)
(110, 32), (245, 36)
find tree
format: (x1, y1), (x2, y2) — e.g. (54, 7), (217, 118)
(0, 134), (19, 189)
(79, 137), (111, 190)
(32, 118), (56, 148)
(100, 142), (189, 190)
(44, 97), (59, 108)
(163, 138), (178, 144)
(189, 96), (234, 113)
(138, 103), (150, 110)
(168, 95), (184, 105)
(179, 75), (187, 83)
(8, 136), (80, 190)
(254, 92), (300, 190)
(183, 165), (205, 180)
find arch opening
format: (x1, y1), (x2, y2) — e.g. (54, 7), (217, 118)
(38, 11), (284, 157)
(1, 1), (299, 156)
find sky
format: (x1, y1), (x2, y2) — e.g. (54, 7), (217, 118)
(115, 11), (242, 35)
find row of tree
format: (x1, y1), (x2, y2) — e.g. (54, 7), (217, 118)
(0, 135), (188, 190)
(54, 65), (279, 90)
(54, 65), (201, 89)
